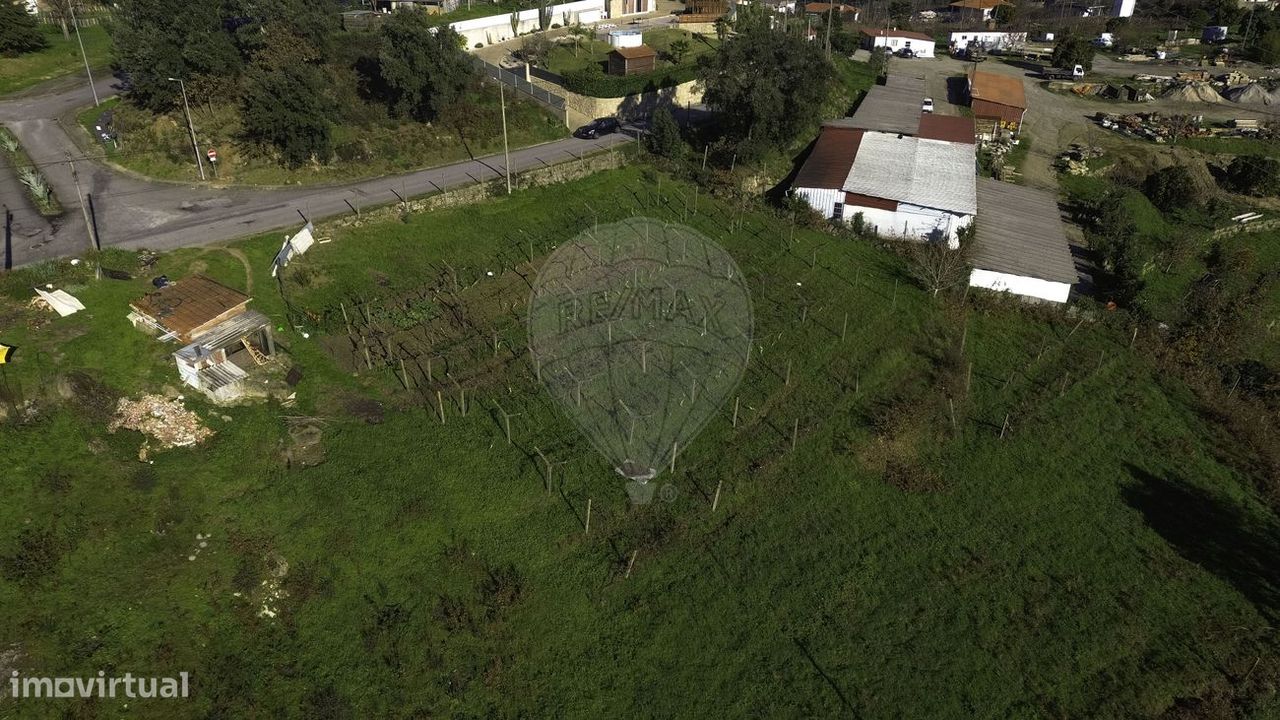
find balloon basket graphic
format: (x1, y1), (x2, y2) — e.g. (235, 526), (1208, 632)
(528, 217), (753, 503)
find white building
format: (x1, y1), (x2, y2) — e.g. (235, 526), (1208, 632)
(859, 28), (937, 58)
(949, 30), (1028, 51)
(968, 178), (1077, 303)
(1112, 0), (1135, 17)
(448, 0), (654, 48)
(792, 116), (978, 244)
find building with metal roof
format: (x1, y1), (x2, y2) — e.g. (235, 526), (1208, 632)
(829, 74), (928, 135)
(969, 178), (1077, 303)
(859, 27), (937, 57)
(967, 67), (1028, 139)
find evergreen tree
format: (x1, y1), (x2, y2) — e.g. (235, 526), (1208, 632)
(647, 106), (683, 158)
(377, 11), (476, 123)
(0, 1), (49, 57)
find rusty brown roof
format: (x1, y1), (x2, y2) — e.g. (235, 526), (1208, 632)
(968, 68), (1026, 109)
(611, 45), (657, 59)
(131, 275), (250, 338)
(917, 114), (975, 143)
(859, 27), (934, 42)
(793, 127), (864, 190)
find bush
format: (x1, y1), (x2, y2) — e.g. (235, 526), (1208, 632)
(563, 64), (698, 98)
(0, 1), (49, 57)
(1143, 165), (1204, 212)
(647, 106), (683, 158)
(1223, 155), (1280, 196)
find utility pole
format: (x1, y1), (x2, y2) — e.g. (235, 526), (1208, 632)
(70, 6), (99, 107)
(66, 152), (100, 278)
(168, 77), (206, 181)
(825, 4), (833, 57)
(499, 81), (512, 195)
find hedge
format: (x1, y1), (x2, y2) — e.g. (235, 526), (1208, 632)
(561, 64), (699, 98)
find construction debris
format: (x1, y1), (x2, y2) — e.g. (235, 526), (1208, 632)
(1055, 144), (1105, 175)
(1093, 111), (1209, 142)
(108, 394), (215, 448)
(31, 287), (85, 317)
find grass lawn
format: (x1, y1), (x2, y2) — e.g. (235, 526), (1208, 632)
(0, 24), (110, 97)
(545, 27), (717, 77)
(75, 86), (567, 186)
(1182, 135), (1280, 160)
(1, 164), (1278, 717)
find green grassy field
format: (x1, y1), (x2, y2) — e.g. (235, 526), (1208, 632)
(0, 24), (110, 97)
(75, 86), (567, 186)
(545, 28), (717, 76)
(1, 164), (1278, 717)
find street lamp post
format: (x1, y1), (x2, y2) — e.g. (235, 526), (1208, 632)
(69, 6), (99, 107)
(168, 77), (206, 181)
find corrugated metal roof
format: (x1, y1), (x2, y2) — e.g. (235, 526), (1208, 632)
(793, 127), (864, 190)
(968, 68), (1026, 109)
(842, 132), (976, 215)
(831, 74), (926, 135)
(131, 275), (250, 339)
(971, 178), (1077, 283)
(918, 114), (976, 143)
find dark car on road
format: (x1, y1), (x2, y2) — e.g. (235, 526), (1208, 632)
(574, 117), (621, 139)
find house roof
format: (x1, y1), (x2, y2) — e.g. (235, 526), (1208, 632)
(827, 73), (926, 135)
(859, 27), (935, 42)
(131, 275), (250, 339)
(918, 113), (976, 143)
(611, 45), (657, 59)
(972, 178), (1077, 283)
(842, 131), (977, 215)
(804, 1), (859, 12)
(794, 127), (864, 190)
(950, 0), (1010, 8)
(968, 67), (1027, 109)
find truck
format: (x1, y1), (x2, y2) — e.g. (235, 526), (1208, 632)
(1043, 64), (1086, 80)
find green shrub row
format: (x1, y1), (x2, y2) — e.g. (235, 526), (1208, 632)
(561, 64), (698, 98)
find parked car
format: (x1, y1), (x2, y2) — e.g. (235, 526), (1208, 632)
(895, 48), (916, 58)
(574, 117), (621, 139)
(921, 97), (934, 113)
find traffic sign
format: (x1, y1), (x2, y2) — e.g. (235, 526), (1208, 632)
(207, 149), (218, 163)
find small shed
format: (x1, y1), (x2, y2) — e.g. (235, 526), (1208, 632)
(608, 45), (657, 76)
(128, 275), (276, 402)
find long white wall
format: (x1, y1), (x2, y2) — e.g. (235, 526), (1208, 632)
(795, 187), (971, 244)
(969, 268), (1071, 303)
(449, 0), (652, 48)
(949, 31), (1028, 50)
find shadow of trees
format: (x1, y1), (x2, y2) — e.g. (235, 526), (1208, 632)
(1123, 463), (1280, 619)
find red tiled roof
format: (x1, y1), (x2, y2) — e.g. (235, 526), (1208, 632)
(860, 27), (934, 42)
(794, 127), (864, 190)
(918, 113), (976, 143)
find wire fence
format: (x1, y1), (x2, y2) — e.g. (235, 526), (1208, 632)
(472, 57), (568, 116)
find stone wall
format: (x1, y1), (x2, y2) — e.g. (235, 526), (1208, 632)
(559, 79), (704, 128)
(328, 150), (627, 232)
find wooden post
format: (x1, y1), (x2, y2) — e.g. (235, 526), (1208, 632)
(399, 357), (410, 388)
(841, 313), (848, 341)
(966, 362), (973, 394)
(960, 324), (968, 353)
(625, 549), (638, 578)
(1067, 317), (1085, 338)
(1060, 372), (1070, 397)
(437, 390), (446, 423)
(791, 418), (799, 451)
(460, 388), (467, 416)
(732, 396), (739, 428)
(1000, 413), (1009, 439)
(892, 279), (898, 310)
(585, 498), (592, 534)
(670, 441), (677, 474)
(1130, 326), (1138, 348)
(948, 397), (957, 429)
(712, 480), (722, 512)
(426, 357), (433, 383)
(855, 372), (860, 395)
(784, 360), (792, 386)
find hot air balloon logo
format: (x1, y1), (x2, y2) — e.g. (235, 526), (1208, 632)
(528, 218), (753, 499)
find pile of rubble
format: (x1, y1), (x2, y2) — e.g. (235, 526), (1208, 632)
(1055, 145), (1105, 176)
(1093, 111), (1209, 142)
(108, 394), (215, 448)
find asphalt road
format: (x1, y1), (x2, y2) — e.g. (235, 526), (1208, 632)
(0, 75), (629, 269)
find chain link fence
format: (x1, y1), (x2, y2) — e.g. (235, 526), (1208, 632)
(473, 57), (568, 118)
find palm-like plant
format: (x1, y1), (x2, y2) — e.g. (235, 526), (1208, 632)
(18, 168), (51, 204)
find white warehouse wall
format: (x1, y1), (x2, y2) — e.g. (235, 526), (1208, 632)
(868, 36), (936, 58)
(969, 268), (1071, 303)
(451, 0), (605, 47)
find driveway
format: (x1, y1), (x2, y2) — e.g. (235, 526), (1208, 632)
(0, 75), (630, 269)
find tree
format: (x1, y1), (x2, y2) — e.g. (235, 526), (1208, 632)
(1143, 165), (1205, 212)
(42, 0), (73, 40)
(668, 38), (691, 64)
(647, 106), (683, 158)
(1051, 33), (1096, 71)
(888, 0), (912, 23)
(713, 17), (729, 43)
(0, 1), (49, 57)
(515, 33), (552, 66)
(1224, 155), (1280, 196)
(113, 0), (244, 111)
(378, 12), (477, 123)
(241, 62), (332, 167)
(907, 231), (971, 297)
(567, 24), (593, 57)
(868, 46), (889, 80)
(698, 18), (835, 160)
(1253, 29), (1280, 65)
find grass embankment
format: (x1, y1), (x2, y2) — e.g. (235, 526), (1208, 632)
(552, 28), (719, 97)
(76, 85), (566, 186)
(0, 24), (110, 97)
(0, 127), (62, 216)
(1, 165), (1278, 717)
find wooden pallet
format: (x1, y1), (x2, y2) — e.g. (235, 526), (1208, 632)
(241, 338), (268, 366)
